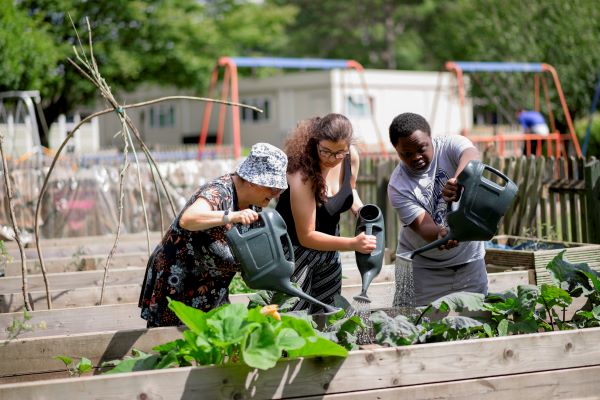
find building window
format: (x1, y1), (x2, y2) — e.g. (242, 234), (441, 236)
(150, 105), (175, 128)
(346, 95), (373, 117)
(241, 97), (270, 123)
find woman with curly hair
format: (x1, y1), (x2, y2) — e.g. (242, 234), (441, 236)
(276, 113), (376, 312)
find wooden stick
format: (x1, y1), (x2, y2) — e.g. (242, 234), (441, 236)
(0, 132), (32, 311)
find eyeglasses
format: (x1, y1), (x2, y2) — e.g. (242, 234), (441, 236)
(318, 145), (350, 160)
(257, 184), (283, 195)
(266, 187), (283, 195)
(249, 182), (283, 195)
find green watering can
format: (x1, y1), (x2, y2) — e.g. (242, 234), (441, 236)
(225, 208), (341, 315)
(409, 160), (518, 258)
(353, 204), (385, 303)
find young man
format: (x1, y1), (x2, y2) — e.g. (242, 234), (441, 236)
(387, 112), (487, 306)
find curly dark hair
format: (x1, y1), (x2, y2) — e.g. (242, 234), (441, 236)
(388, 112), (431, 146)
(284, 113), (353, 205)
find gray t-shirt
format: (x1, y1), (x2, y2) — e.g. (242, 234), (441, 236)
(388, 135), (485, 268)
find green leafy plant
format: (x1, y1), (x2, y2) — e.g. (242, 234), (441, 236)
(249, 291), (365, 350)
(371, 252), (600, 347)
(228, 273), (254, 294)
(54, 356), (93, 377)
(5, 310), (33, 340)
(90, 252), (600, 374)
(320, 309), (365, 350)
(102, 300), (348, 374)
(70, 246), (88, 271)
(4, 310), (47, 341)
(575, 112), (600, 157)
(247, 288), (300, 311)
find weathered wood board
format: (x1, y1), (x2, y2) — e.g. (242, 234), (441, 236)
(2, 326), (600, 399)
(3, 231), (162, 250)
(0, 264), (393, 294)
(0, 271), (530, 339)
(0, 268), (528, 313)
(3, 252), (149, 276)
(485, 235), (600, 286)
(1, 249), (359, 276)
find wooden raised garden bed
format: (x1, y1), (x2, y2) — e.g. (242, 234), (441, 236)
(0, 270), (530, 339)
(485, 234), (600, 285)
(1, 325), (600, 399)
(0, 264), (396, 312)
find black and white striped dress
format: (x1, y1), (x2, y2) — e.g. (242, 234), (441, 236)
(286, 245), (342, 312)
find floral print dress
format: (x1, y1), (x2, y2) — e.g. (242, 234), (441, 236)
(139, 174), (250, 327)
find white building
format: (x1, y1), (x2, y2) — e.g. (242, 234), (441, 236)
(78, 68), (473, 154)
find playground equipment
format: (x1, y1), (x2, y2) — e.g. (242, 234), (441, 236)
(197, 56), (387, 159)
(442, 61), (582, 159)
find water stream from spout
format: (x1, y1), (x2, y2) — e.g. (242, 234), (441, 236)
(352, 298), (374, 344)
(393, 254), (416, 316)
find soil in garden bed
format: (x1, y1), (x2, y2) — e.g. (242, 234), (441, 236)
(487, 236), (574, 251)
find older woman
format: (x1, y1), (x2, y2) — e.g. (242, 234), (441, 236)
(275, 113), (376, 312)
(139, 143), (288, 327)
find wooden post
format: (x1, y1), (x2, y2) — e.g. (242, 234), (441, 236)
(557, 157), (570, 241)
(504, 156), (523, 235)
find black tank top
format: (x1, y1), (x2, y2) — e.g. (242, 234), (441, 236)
(276, 154), (354, 245)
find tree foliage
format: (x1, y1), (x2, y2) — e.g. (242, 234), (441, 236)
(1, 0), (296, 144)
(2, 0), (600, 142)
(422, 0), (600, 122)
(274, 0), (431, 70)
(0, 0), (61, 93)
(277, 0), (600, 126)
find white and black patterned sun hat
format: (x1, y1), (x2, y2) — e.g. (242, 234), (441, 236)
(236, 143), (288, 190)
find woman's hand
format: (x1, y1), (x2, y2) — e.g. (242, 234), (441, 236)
(442, 178), (461, 203)
(353, 232), (377, 254)
(437, 226), (458, 250)
(229, 209), (259, 225)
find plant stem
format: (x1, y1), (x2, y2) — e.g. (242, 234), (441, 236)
(541, 298), (556, 330)
(415, 304), (432, 326)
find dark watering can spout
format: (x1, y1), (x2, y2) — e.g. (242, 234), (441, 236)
(225, 208), (341, 315)
(353, 204), (385, 303)
(410, 160), (518, 258)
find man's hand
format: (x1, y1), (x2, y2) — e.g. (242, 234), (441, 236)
(442, 178), (461, 203)
(437, 226), (458, 250)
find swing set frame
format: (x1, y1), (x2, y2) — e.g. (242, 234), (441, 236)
(445, 61), (582, 158)
(197, 56), (386, 159)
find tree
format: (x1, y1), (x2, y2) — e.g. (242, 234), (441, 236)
(421, 0), (600, 124)
(1, 0), (297, 146)
(0, 0), (61, 93)
(274, 0), (431, 70)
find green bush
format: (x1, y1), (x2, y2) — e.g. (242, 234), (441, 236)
(575, 112), (600, 157)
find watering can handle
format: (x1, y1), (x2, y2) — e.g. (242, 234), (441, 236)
(482, 165), (511, 187)
(282, 232), (295, 263)
(228, 223), (264, 240)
